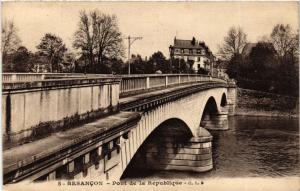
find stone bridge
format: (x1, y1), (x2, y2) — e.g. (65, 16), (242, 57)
(2, 73), (236, 183)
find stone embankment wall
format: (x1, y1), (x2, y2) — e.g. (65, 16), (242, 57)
(236, 88), (299, 117)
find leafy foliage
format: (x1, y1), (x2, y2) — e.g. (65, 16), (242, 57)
(227, 41), (298, 96)
(148, 51), (170, 73)
(2, 19), (21, 71)
(36, 33), (67, 72)
(218, 26), (247, 60)
(2, 20), (21, 56)
(73, 10), (124, 72)
(12, 46), (31, 72)
(271, 24), (298, 60)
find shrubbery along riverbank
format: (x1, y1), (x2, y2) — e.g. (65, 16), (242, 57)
(235, 88), (299, 118)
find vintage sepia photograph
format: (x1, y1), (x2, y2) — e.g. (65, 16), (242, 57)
(1, 1), (299, 191)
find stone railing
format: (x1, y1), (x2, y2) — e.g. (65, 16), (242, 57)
(2, 73), (83, 82)
(119, 74), (227, 96)
(2, 73), (228, 94)
(2, 73), (118, 82)
(2, 77), (120, 91)
(2, 73), (45, 82)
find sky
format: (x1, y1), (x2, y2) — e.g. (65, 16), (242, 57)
(2, 1), (299, 59)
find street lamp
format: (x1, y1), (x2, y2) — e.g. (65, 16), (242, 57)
(169, 45), (174, 74)
(126, 36), (142, 75)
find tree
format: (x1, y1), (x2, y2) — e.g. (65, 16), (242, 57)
(277, 58), (299, 96)
(270, 24), (298, 96)
(12, 46), (31, 72)
(109, 58), (124, 74)
(73, 10), (124, 73)
(226, 53), (243, 79)
(61, 51), (76, 73)
(2, 19), (21, 70)
(247, 42), (278, 91)
(93, 11), (124, 65)
(172, 58), (189, 74)
(127, 54), (147, 74)
(218, 26), (247, 60)
(73, 10), (96, 69)
(36, 33), (67, 72)
(148, 51), (169, 73)
(270, 24), (298, 61)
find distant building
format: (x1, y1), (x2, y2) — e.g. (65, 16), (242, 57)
(169, 37), (215, 73)
(242, 42), (275, 58)
(215, 59), (229, 80)
(241, 43), (257, 58)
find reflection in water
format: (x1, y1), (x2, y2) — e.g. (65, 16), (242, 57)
(211, 116), (299, 177)
(124, 116), (299, 179)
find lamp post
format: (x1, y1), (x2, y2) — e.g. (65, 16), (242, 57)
(169, 45), (174, 74)
(209, 53), (214, 77)
(125, 36), (142, 75)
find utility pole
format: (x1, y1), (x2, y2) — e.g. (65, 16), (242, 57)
(125, 35), (142, 75)
(169, 45), (173, 74)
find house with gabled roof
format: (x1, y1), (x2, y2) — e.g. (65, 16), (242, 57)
(169, 37), (215, 73)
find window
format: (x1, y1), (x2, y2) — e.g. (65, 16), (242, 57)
(181, 49), (184, 53)
(198, 57), (201, 62)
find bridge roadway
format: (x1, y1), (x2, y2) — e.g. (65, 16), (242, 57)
(2, 75), (236, 183)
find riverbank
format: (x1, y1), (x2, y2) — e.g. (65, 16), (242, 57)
(235, 88), (299, 118)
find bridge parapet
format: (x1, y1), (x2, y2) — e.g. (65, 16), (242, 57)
(2, 77), (121, 149)
(2, 73), (118, 82)
(3, 73), (46, 82)
(119, 74), (227, 97)
(2, 73), (228, 94)
(2, 73), (93, 82)
(2, 77), (120, 91)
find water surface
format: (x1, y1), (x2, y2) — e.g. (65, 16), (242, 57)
(124, 116), (299, 179)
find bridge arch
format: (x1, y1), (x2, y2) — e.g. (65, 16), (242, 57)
(200, 92), (229, 131)
(118, 88), (228, 176)
(200, 96), (219, 129)
(202, 96), (219, 115)
(153, 118), (194, 139)
(221, 93), (227, 107)
(121, 118), (193, 178)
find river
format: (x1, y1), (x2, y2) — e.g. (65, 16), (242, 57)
(124, 116), (299, 179)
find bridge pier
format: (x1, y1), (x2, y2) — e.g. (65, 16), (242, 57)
(187, 127), (213, 172)
(123, 121), (213, 176)
(201, 112), (229, 130)
(227, 80), (237, 116)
